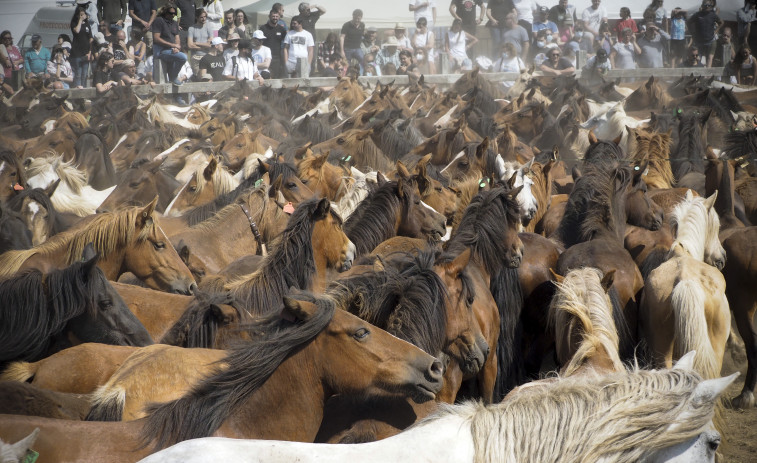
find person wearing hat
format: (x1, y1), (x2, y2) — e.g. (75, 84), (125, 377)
(97, 0), (128, 34)
(361, 27), (381, 56)
(549, 0), (576, 43)
(251, 30), (272, 79)
(223, 31), (241, 62)
(533, 6), (559, 38)
(637, 21), (670, 68)
(259, 9), (287, 79)
(582, 47), (611, 85)
(116, 58), (152, 85)
(129, 0), (157, 48)
(449, 0), (485, 36)
(283, 16), (314, 77)
(198, 36), (226, 81)
(340, 9), (366, 70)
(24, 35), (51, 79)
(375, 35), (402, 72)
(69, 6), (93, 88)
(393, 23), (414, 52)
(292, 3), (326, 39)
(152, 4), (188, 85)
(223, 39), (264, 84)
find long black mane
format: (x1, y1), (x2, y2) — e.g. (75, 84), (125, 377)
(142, 290), (336, 450)
(6, 188), (66, 239)
(670, 111), (708, 182)
(345, 180), (406, 256)
(159, 292), (240, 348)
(0, 205), (32, 253)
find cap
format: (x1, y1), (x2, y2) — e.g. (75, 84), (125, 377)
(31, 34), (41, 42)
(211, 37), (226, 45)
(596, 48), (607, 57)
(61, 41), (72, 50)
(227, 32), (241, 41)
(76, 0), (90, 4)
(94, 32), (107, 45)
(238, 39), (252, 49)
(366, 26), (377, 32)
(252, 30), (266, 40)
(382, 36), (399, 47)
(646, 21), (658, 29)
(122, 58), (135, 67)
(539, 6), (549, 13)
(394, 23), (406, 30)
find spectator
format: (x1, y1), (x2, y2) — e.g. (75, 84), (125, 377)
(223, 31), (240, 62)
(203, 0), (225, 34)
(271, 3), (288, 31)
(549, 0), (576, 44)
(116, 58), (152, 85)
(58, 34), (73, 46)
(414, 46), (433, 74)
(93, 50), (118, 93)
(198, 36), (226, 80)
(502, 12), (530, 61)
(318, 32), (340, 75)
(533, 6), (559, 39)
(77, 0), (100, 34)
(176, 59), (194, 88)
(595, 21), (612, 56)
(398, 49), (420, 77)
(137, 49), (152, 80)
(188, 8), (213, 74)
(539, 46), (574, 75)
(493, 42), (525, 87)
(394, 24), (414, 52)
(445, 18), (478, 71)
(610, 27), (640, 69)
(129, 0), (156, 48)
(486, 0), (516, 55)
(711, 27), (735, 68)
(637, 22), (669, 68)
(128, 29), (147, 67)
(382, 62), (398, 75)
(364, 52), (380, 76)
(362, 27), (381, 57)
(223, 39), (263, 83)
(152, 4), (187, 85)
(450, 0), (485, 36)
(320, 52), (341, 77)
(614, 7), (637, 41)
(251, 30), (272, 79)
(0, 31), (23, 89)
(684, 45), (705, 67)
(687, 0), (722, 67)
(176, 0), (197, 32)
(579, 0), (607, 53)
(218, 9), (235, 40)
(97, 0), (128, 33)
(669, 7), (687, 67)
(47, 45), (74, 89)
(412, 17), (437, 73)
(284, 17), (314, 77)
(111, 29), (133, 66)
(341, 9), (366, 70)
(410, 0), (437, 29)
(512, 0), (537, 36)
(645, 0), (668, 32)
(233, 9), (253, 40)
(376, 36), (402, 71)
(582, 47), (611, 85)
(69, 7), (93, 88)
(259, 10), (287, 79)
(738, 0), (757, 52)
(93, 31), (110, 57)
(531, 29), (558, 65)
(24, 35), (51, 79)
(734, 46), (757, 84)
(293, 3), (326, 39)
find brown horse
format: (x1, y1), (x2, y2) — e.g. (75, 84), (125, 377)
(0, 199), (197, 294)
(330, 76), (368, 115)
(0, 381), (91, 420)
(96, 159), (183, 214)
(163, 157), (239, 217)
(624, 76), (673, 111)
(312, 128), (394, 173)
(295, 149), (353, 202)
(0, 290), (445, 462)
(219, 128), (281, 172)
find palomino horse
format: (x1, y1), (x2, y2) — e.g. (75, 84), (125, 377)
(295, 149), (353, 202)
(0, 199), (197, 294)
(640, 191), (729, 380)
(0, 290), (445, 462)
(0, 245), (152, 366)
(138, 363), (736, 463)
(163, 157), (239, 217)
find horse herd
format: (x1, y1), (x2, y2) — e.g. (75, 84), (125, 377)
(0, 70), (755, 462)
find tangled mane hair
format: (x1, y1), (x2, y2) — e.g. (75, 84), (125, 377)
(185, 157), (238, 197)
(25, 155), (87, 194)
(141, 289), (337, 450)
(723, 129), (757, 172)
(6, 187), (65, 238)
(669, 192), (721, 263)
(670, 111), (708, 182)
(344, 180), (411, 256)
(549, 267), (623, 376)
(158, 291), (240, 348)
(422, 368), (717, 463)
(0, 205), (157, 279)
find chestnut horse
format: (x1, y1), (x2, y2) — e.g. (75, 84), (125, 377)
(163, 157), (239, 217)
(0, 290), (444, 462)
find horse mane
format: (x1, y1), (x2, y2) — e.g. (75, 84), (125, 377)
(144, 101), (201, 130)
(345, 180), (406, 256)
(190, 187), (282, 244)
(582, 139), (628, 166)
(225, 198), (335, 316)
(158, 292), (240, 348)
(449, 175), (488, 231)
(0, 150), (26, 187)
(0, 205), (155, 278)
(6, 188), (62, 236)
(0, 260), (100, 363)
(723, 129), (757, 166)
(671, 112), (706, 181)
(549, 267), (623, 376)
(192, 159), (238, 197)
(421, 368), (714, 463)
(644, 132), (675, 189)
(332, 169), (374, 220)
(25, 155), (88, 194)
(368, 117), (416, 160)
(294, 115), (338, 143)
(669, 193), (720, 262)
(141, 290), (336, 450)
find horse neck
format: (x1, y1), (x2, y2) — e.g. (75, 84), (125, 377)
(673, 207), (707, 262)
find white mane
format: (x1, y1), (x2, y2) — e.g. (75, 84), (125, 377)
(670, 191), (723, 265)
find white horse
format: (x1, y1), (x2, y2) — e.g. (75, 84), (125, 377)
(0, 428), (39, 463)
(502, 158), (538, 227)
(140, 355), (735, 463)
(580, 101), (649, 154)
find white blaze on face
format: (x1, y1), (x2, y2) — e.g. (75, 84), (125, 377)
(440, 151), (466, 175)
(110, 134), (128, 155)
(155, 138), (191, 161)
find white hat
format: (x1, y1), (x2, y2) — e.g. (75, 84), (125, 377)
(61, 41), (72, 50)
(211, 37), (226, 45)
(252, 30), (266, 40)
(94, 32), (107, 46)
(382, 36), (399, 48)
(76, 0), (90, 4)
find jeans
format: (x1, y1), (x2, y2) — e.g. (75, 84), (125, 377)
(71, 56), (90, 88)
(489, 27), (506, 56)
(154, 44), (187, 81)
(344, 48), (364, 74)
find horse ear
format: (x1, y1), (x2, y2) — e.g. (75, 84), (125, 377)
(588, 129), (598, 145)
(700, 108), (712, 124)
(81, 242), (98, 263)
(7, 428), (40, 461)
(395, 160), (411, 180)
(177, 240), (190, 263)
(377, 171), (388, 186)
(730, 110), (739, 122)
(312, 197), (331, 220)
(416, 153), (432, 170)
(507, 184), (524, 199)
(203, 157), (218, 181)
(550, 146), (559, 161)
(269, 174), (283, 198)
(281, 294), (318, 322)
(645, 75), (654, 89)
(294, 142), (313, 161)
(685, 189), (694, 202)
(673, 351), (697, 371)
(507, 171), (517, 189)
(475, 137), (490, 160)
(138, 197), (158, 227)
(600, 269), (615, 292)
(549, 268), (564, 284)
(44, 178), (61, 198)
(523, 158), (534, 172)
(258, 159), (271, 173)
(445, 248), (471, 277)
(313, 151), (329, 168)
(704, 191), (718, 210)
(650, 112), (657, 123)
(691, 373), (740, 404)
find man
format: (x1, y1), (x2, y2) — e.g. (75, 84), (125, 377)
(320, 52), (341, 77)
(397, 49), (420, 78)
(549, 0), (576, 43)
(687, 0), (723, 67)
(502, 13), (530, 60)
(533, 6), (559, 38)
(449, 0), (485, 36)
(111, 29), (132, 66)
(581, 47), (610, 85)
(151, 4), (187, 85)
(283, 17), (314, 77)
(218, 9), (235, 40)
(361, 26), (381, 57)
(129, 0), (156, 48)
(409, 0), (437, 29)
(199, 36), (226, 81)
(637, 22), (670, 68)
(251, 30), (272, 79)
(188, 9), (213, 75)
(341, 9), (366, 68)
(176, 0), (196, 49)
(684, 45), (705, 67)
(272, 2), (289, 31)
(711, 27), (735, 68)
(293, 3), (326, 39)
(539, 47), (574, 75)
(580, 0), (607, 52)
(260, 9), (287, 79)
(24, 35), (51, 79)
(375, 36), (401, 71)
(97, 0), (128, 33)
(223, 39), (265, 84)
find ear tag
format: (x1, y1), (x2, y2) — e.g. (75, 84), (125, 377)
(254, 179), (263, 188)
(13, 183), (24, 191)
(283, 202), (295, 214)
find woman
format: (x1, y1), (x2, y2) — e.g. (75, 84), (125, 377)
(203, 0), (225, 33)
(645, 0), (668, 32)
(93, 51), (118, 94)
(128, 29), (147, 66)
(492, 42), (525, 89)
(614, 7), (638, 41)
(445, 19), (477, 71)
(734, 47), (757, 85)
(595, 21), (613, 56)
(233, 9), (252, 40)
(610, 27), (640, 70)
(70, 6), (92, 88)
(412, 17), (436, 74)
(317, 32), (340, 74)
(0, 31), (24, 88)
(46, 46), (74, 89)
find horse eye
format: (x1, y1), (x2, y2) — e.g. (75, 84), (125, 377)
(336, 138), (345, 145)
(129, 182), (140, 188)
(9, 171), (16, 177)
(153, 241), (166, 250)
(184, 145), (191, 150)
(709, 437), (720, 452)
(287, 182), (297, 189)
(300, 178), (309, 185)
(188, 186), (197, 192)
(99, 299), (112, 309)
(435, 187), (442, 192)
(125, 143), (134, 148)
(466, 294), (474, 306)
(353, 328), (369, 340)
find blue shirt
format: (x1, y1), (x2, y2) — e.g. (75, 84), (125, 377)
(24, 47), (51, 74)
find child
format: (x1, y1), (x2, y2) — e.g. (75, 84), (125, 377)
(670, 7), (687, 67)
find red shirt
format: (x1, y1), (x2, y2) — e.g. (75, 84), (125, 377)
(614, 18), (638, 41)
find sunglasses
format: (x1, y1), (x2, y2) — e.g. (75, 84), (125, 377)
(167, 10), (177, 15)
(550, 53), (561, 57)
(690, 54), (699, 58)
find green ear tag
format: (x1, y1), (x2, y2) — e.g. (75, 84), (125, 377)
(254, 179), (263, 188)
(22, 450), (39, 463)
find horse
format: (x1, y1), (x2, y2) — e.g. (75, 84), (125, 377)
(109, 129), (176, 174)
(0, 245), (152, 366)
(163, 157), (239, 217)
(219, 128), (281, 173)
(295, 149), (353, 202)
(624, 76), (673, 111)
(71, 128), (118, 190)
(5, 186), (69, 246)
(670, 109), (711, 186)
(96, 159), (183, 214)
(0, 150), (26, 205)
(0, 204), (32, 254)
(0, 428), (39, 463)
(0, 199), (197, 295)
(0, 381), (91, 420)
(137, 362), (736, 463)
(640, 191), (729, 381)
(312, 128), (394, 173)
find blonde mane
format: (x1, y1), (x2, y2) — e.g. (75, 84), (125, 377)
(144, 100), (201, 130)
(26, 155), (88, 194)
(549, 267), (624, 376)
(670, 192), (721, 263)
(192, 159), (239, 197)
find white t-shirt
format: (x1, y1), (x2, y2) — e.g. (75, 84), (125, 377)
(513, 0), (536, 23)
(251, 45), (272, 66)
(284, 29), (314, 63)
(223, 54), (259, 80)
(410, 0), (436, 27)
(581, 5), (607, 33)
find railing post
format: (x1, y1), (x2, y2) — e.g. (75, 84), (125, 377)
(296, 57), (310, 78)
(153, 57), (164, 84)
(576, 49), (586, 71)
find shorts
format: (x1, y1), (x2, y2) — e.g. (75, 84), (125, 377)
(670, 39), (686, 60)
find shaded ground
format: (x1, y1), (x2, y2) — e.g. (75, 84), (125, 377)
(720, 335), (757, 462)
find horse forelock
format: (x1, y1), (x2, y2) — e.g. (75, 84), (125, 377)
(670, 195), (721, 262)
(567, 163), (631, 244)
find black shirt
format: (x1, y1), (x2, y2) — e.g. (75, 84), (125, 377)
(199, 52), (226, 81)
(487, 0), (515, 24)
(341, 21), (365, 49)
(176, 0), (196, 30)
(542, 57), (574, 70)
(93, 68), (112, 86)
(70, 21), (93, 59)
(451, 0), (484, 27)
(293, 11), (322, 38)
(152, 16), (179, 46)
(259, 22), (287, 59)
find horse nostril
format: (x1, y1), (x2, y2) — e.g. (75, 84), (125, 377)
(429, 359), (444, 379)
(188, 282), (198, 295)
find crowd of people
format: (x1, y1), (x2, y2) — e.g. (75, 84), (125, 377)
(1, 0), (756, 97)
